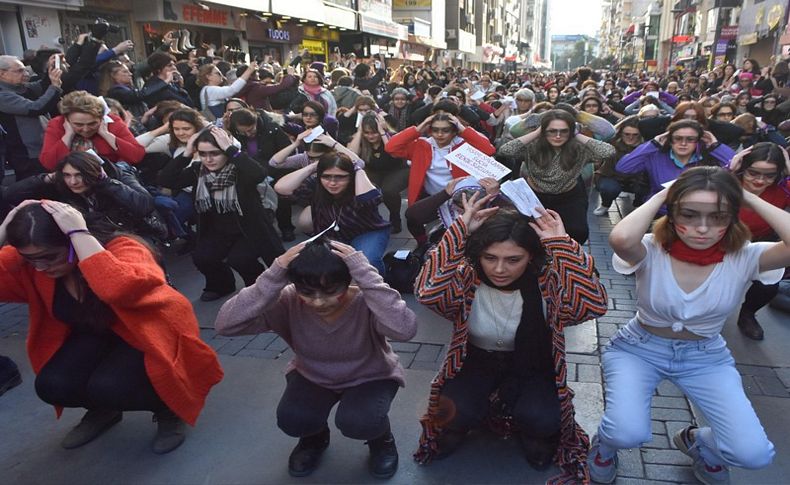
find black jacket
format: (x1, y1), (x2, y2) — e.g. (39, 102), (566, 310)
(157, 146), (284, 264)
(106, 84), (148, 118)
(231, 110), (292, 168)
(141, 77), (195, 108)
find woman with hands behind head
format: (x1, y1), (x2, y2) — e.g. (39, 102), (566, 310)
(0, 199), (222, 454)
(214, 239), (417, 479)
(413, 193), (607, 483)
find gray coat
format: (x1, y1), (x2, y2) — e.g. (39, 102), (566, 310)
(0, 79), (62, 159)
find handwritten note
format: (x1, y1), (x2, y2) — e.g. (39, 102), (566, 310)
(444, 143), (511, 180)
(500, 178), (545, 218)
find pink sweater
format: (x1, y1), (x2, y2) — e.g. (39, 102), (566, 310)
(214, 252), (417, 389)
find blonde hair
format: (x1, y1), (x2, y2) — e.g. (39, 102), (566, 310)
(58, 90), (104, 119)
(196, 64), (217, 88)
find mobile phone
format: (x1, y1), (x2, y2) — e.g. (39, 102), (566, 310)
(54, 55), (61, 70)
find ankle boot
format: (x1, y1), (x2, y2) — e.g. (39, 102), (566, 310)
(289, 427), (330, 477)
(737, 308), (764, 340)
(182, 29), (195, 50)
(367, 430), (398, 479)
(518, 432), (558, 470)
(152, 409), (186, 454)
(61, 409), (122, 449)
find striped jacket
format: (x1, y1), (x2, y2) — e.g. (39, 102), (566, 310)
(414, 218), (608, 484)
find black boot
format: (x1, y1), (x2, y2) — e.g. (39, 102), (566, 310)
(737, 308), (764, 340)
(288, 427), (330, 477)
(163, 0), (178, 20)
(518, 432), (558, 471)
(367, 430), (398, 479)
(0, 355), (21, 397)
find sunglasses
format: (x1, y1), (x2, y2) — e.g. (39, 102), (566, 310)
(671, 135), (699, 144)
(302, 111), (318, 118)
(743, 168), (778, 181)
(320, 174), (350, 182)
(673, 209), (732, 227)
(545, 128), (570, 137)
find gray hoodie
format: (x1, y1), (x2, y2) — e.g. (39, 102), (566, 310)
(0, 79), (62, 159)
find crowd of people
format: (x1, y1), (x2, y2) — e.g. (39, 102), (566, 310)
(1, 29), (789, 484)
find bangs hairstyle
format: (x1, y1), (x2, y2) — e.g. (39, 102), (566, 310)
(465, 208), (547, 275)
(59, 90), (104, 119)
(168, 108), (206, 149)
(535, 109), (580, 171)
(315, 153), (356, 206)
(286, 239), (351, 292)
(660, 119), (704, 152)
(55, 152), (104, 192)
(736, 142), (788, 182)
(653, 166), (751, 253)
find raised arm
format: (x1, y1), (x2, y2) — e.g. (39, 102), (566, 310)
(274, 161), (318, 196)
(608, 188), (668, 265)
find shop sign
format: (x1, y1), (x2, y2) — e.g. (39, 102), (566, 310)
(360, 14), (409, 40)
(393, 0), (431, 10)
(302, 26), (340, 42)
(301, 38), (327, 57)
(739, 33), (758, 46)
(133, 0), (239, 29)
(719, 26), (738, 40)
(267, 29), (290, 41)
(672, 35), (693, 43)
(182, 4), (227, 26)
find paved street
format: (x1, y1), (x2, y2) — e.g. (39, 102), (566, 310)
(1, 191), (789, 484)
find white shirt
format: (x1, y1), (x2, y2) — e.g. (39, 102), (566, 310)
(467, 283), (523, 351)
(423, 136), (462, 195)
(613, 234), (783, 338)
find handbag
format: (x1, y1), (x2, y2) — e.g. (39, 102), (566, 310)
(201, 88), (225, 122)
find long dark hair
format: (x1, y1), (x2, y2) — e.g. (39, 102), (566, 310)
(6, 204), (126, 331)
(358, 113), (381, 163)
(659, 120), (715, 165)
(533, 109), (580, 171)
(168, 108), (206, 150)
(314, 153), (356, 207)
(465, 209), (547, 278)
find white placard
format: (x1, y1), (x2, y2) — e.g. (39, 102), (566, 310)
(500, 178), (545, 218)
(303, 125), (324, 143)
(393, 249), (410, 260)
(470, 90), (485, 101)
(444, 143), (511, 180)
(305, 220), (337, 243)
(661, 178), (676, 189)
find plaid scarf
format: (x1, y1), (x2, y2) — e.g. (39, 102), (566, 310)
(195, 163), (243, 215)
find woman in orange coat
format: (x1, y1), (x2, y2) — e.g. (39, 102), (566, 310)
(0, 199), (223, 453)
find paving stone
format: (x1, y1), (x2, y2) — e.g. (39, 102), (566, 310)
(613, 301), (638, 311)
(753, 375), (790, 397)
(664, 421), (692, 442)
(644, 463), (697, 482)
(414, 343), (443, 362)
(656, 380), (685, 397)
(616, 448), (645, 478)
(566, 362), (577, 381)
(741, 374), (763, 396)
(235, 349), (280, 359)
(577, 363), (602, 384)
(278, 348), (295, 361)
(736, 364), (778, 376)
(651, 396), (690, 409)
(644, 434), (670, 449)
(199, 329), (216, 342)
(397, 351), (415, 368)
(265, 336), (290, 352)
(567, 353), (600, 364)
(389, 341), (420, 352)
(651, 408), (692, 422)
(776, 368), (790, 388)
(246, 333), (278, 350)
(641, 449), (692, 465)
(215, 338), (249, 356)
(598, 323), (619, 338)
(409, 360), (441, 371)
(651, 420), (665, 434)
(596, 316), (630, 325)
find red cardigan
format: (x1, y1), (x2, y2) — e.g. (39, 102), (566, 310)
(40, 114), (146, 170)
(0, 238), (223, 425)
(385, 126), (496, 204)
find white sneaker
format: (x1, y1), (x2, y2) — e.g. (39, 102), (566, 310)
(593, 205), (609, 216)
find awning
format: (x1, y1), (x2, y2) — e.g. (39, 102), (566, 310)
(360, 14), (408, 40)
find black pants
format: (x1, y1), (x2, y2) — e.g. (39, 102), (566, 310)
(268, 166), (295, 232)
(536, 178), (589, 245)
(277, 371), (399, 441)
(439, 345), (561, 439)
(366, 167), (409, 224)
(6, 157), (46, 182)
(193, 231), (265, 293)
(35, 332), (165, 412)
(742, 280), (780, 313)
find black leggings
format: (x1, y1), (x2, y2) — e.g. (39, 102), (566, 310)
(535, 178), (589, 245)
(192, 231), (266, 293)
(439, 345), (561, 439)
(742, 280), (780, 314)
(276, 371), (399, 441)
(35, 332), (165, 412)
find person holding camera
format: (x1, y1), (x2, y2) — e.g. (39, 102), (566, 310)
(140, 52), (195, 108)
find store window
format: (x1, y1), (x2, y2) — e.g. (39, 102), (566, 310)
(60, 10), (131, 51)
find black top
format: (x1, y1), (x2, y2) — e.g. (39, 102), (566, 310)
(53, 279), (104, 334)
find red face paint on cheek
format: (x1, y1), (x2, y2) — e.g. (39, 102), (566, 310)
(715, 228), (727, 238)
(675, 224), (689, 235)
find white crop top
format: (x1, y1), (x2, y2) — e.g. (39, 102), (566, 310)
(612, 234), (783, 338)
(467, 283), (523, 351)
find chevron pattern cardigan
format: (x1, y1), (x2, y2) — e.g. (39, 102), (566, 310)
(413, 218), (608, 484)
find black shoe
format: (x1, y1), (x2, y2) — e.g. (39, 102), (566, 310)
(281, 228), (296, 242)
(0, 356), (22, 397)
(390, 219), (402, 234)
(518, 433), (558, 471)
(152, 409), (186, 454)
(200, 289), (234, 302)
(737, 309), (764, 340)
(434, 428), (467, 460)
(367, 431), (399, 479)
(61, 409), (122, 449)
(288, 428), (330, 477)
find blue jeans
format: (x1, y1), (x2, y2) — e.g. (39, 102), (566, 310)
(596, 319), (774, 470)
(350, 227), (390, 276)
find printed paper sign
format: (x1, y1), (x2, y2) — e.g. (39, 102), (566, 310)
(303, 125), (324, 143)
(305, 220), (337, 243)
(500, 178), (545, 218)
(661, 178), (676, 189)
(444, 143), (511, 180)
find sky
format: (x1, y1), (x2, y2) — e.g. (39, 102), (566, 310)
(550, 0), (603, 36)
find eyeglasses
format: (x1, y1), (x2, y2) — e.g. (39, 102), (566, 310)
(674, 209), (732, 227)
(302, 111), (318, 118)
(431, 126), (454, 134)
(545, 128), (571, 137)
(671, 135), (699, 144)
(1, 67), (26, 74)
(19, 250), (66, 268)
(583, 104), (599, 109)
(198, 150), (225, 158)
(743, 168), (778, 181)
(320, 174), (350, 182)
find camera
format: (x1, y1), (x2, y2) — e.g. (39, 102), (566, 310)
(89, 18), (120, 40)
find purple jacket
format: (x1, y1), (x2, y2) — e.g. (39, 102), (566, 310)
(616, 140), (734, 200)
(622, 89), (678, 107)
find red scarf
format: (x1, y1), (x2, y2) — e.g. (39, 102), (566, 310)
(669, 239), (726, 266)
